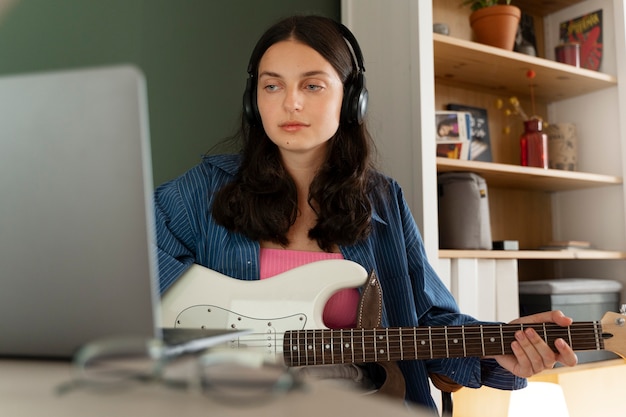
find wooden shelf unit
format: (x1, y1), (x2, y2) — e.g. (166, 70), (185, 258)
(432, 0), (624, 259)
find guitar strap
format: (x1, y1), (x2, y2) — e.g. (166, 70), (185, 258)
(356, 270), (406, 400)
(355, 269), (462, 405)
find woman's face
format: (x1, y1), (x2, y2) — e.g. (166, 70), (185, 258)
(256, 39), (344, 159)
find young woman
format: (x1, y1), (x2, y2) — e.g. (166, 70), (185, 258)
(153, 15), (577, 410)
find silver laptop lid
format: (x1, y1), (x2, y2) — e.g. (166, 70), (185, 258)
(0, 65), (160, 359)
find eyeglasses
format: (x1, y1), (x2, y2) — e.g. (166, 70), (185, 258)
(56, 336), (303, 405)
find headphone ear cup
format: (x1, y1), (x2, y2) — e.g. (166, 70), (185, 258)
(243, 77), (260, 125)
(341, 73), (368, 125)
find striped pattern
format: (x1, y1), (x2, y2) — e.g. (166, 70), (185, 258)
(153, 154), (525, 409)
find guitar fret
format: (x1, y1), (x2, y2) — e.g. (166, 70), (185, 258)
(480, 325), (485, 356)
(429, 327), (433, 359)
(295, 331), (300, 366)
(444, 326), (449, 358)
(339, 329), (344, 364)
(385, 329), (391, 361)
(350, 329), (355, 364)
(567, 325), (573, 347)
(461, 326), (467, 357)
(372, 329), (378, 362)
(306, 330), (310, 366)
(300, 331), (305, 365)
(309, 330), (314, 365)
(287, 331), (293, 366)
(500, 324), (505, 354)
(360, 329), (364, 362)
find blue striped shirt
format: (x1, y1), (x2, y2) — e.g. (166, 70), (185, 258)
(153, 154), (526, 409)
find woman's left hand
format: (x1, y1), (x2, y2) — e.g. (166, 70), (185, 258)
(494, 310), (578, 378)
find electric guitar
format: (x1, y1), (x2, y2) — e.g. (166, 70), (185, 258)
(161, 260), (626, 374)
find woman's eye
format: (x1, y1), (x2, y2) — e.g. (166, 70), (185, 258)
(305, 84), (322, 91)
(264, 84), (279, 92)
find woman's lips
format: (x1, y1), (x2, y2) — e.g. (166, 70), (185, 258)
(280, 121), (309, 132)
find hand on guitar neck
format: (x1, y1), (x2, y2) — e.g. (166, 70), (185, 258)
(492, 310), (578, 378)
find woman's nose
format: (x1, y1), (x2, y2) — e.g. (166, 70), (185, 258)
(283, 87), (303, 113)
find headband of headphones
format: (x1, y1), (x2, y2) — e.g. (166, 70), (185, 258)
(243, 19), (368, 126)
(336, 22), (366, 75)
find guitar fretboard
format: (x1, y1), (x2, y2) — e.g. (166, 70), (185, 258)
(283, 322), (605, 366)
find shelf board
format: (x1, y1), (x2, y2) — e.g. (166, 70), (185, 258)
(433, 33), (617, 102)
(515, 0), (586, 17)
(439, 249), (626, 260)
(436, 158), (623, 191)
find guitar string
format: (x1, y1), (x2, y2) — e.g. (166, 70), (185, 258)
(230, 323), (600, 343)
(224, 322), (604, 362)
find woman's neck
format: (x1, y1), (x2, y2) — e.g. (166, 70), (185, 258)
(278, 146), (326, 188)
(261, 149), (339, 253)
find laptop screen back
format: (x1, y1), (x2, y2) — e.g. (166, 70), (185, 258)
(0, 65), (160, 359)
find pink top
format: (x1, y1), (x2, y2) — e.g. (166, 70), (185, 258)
(259, 248), (359, 329)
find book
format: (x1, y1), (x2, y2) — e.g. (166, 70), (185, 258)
(559, 9), (603, 71)
(446, 104), (493, 162)
(539, 240), (593, 251)
(435, 111), (471, 160)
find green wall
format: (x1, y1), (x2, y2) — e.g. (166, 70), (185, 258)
(0, 0), (340, 186)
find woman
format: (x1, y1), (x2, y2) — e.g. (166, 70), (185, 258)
(154, 15), (577, 410)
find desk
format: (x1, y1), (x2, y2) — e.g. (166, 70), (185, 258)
(452, 359), (626, 417)
(0, 360), (432, 417)
(529, 359), (626, 417)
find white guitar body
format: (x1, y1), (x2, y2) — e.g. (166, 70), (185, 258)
(160, 260), (369, 363)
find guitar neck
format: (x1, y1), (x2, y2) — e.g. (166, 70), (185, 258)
(283, 321), (605, 366)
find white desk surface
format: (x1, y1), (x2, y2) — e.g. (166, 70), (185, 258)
(0, 359), (432, 417)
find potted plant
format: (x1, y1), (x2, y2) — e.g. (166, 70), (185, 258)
(461, 0), (521, 50)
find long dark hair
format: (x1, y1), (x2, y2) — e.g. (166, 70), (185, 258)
(212, 15), (381, 252)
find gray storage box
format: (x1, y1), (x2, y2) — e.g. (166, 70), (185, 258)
(437, 172), (492, 249)
(519, 278), (623, 363)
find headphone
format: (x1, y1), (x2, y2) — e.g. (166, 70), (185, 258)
(243, 21), (368, 126)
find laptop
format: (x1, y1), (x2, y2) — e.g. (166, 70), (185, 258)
(0, 65), (247, 360)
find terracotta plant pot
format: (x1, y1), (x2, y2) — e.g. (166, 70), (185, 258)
(469, 5), (521, 50)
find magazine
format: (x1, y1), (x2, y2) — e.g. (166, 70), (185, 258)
(559, 9), (603, 71)
(435, 111), (471, 160)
